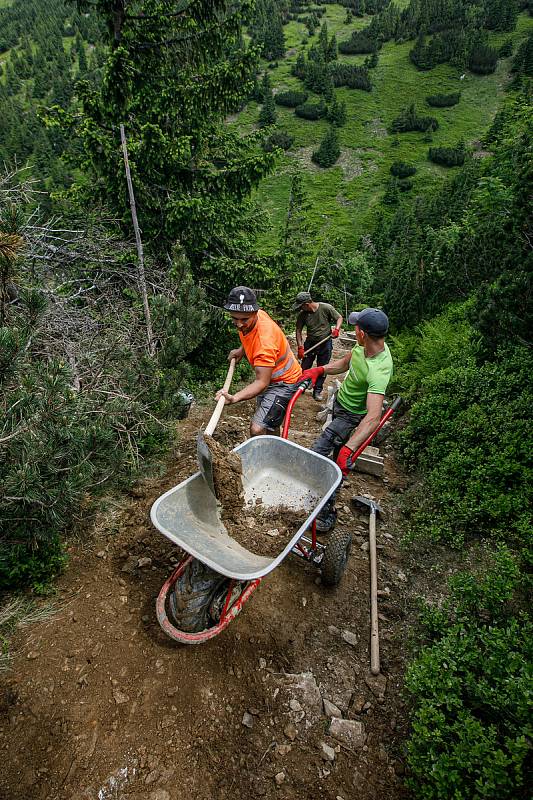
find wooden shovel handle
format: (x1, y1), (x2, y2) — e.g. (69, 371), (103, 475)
(369, 509), (380, 675)
(204, 358), (236, 437)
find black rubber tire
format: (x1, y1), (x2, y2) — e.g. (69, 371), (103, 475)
(321, 529), (353, 587)
(170, 558), (228, 633)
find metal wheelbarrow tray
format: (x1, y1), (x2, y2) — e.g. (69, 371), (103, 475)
(151, 436), (342, 581)
(151, 435), (345, 644)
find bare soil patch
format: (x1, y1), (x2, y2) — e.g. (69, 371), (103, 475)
(0, 370), (414, 800)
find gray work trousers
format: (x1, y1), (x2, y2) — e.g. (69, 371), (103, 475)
(311, 398), (365, 519)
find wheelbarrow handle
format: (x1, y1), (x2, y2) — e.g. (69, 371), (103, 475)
(347, 395), (403, 467)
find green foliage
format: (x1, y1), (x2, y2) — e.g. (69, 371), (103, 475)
(312, 125), (340, 168)
(56, 0), (276, 280)
(326, 95), (347, 127)
(398, 343), (532, 547)
(390, 160), (416, 178)
(405, 549), (532, 800)
(329, 62), (372, 91)
(390, 103), (439, 133)
(429, 140), (467, 166)
(339, 28), (379, 55)
(294, 100), (326, 120)
(262, 130), (294, 152)
(426, 92), (461, 107)
(259, 83), (277, 127)
(274, 89), (308, 107)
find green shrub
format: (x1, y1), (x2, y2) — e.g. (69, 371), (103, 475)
(426, 92), (461, 108)
(262, 130), (294, 152)
(338, 29), (378, 55)
(406, 549), (532, 800)
(429, 142), (466, 167)
(398, 345), (532, 547)
(391, 103), (439, 133)
(390, 160), (417, 178)
(329, 62), (372, 91)
(274, 90), (308, 107)
(312, 125), (340, 168)
(295, 100), (326, 120)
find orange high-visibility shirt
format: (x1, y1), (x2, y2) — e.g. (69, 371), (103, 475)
(239, 310), (302, 384)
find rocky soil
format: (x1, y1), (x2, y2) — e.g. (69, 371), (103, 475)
(0, 375), (414, 800)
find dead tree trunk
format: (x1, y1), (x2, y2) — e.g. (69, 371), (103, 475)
(120, 124), (155, 357)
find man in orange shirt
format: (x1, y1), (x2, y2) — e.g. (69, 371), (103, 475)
(215, 286), (302, 436)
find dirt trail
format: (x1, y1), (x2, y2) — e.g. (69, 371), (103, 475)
(0, 378), (412, 800)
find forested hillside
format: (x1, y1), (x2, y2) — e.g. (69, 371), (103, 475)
(0, 2), (531, 799)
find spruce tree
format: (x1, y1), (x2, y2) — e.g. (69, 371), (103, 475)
(65, 0), (276, 276)
(312, 125), (340, 168)
(259, 81), (277, 128)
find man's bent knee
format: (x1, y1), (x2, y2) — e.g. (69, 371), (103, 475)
(250, 422), (268, 437)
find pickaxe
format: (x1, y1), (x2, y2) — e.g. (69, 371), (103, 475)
(352, 496), (383, 675)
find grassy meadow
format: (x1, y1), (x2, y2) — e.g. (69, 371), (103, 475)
(235, 5), (533, 256)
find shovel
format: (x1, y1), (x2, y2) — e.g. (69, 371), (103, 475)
(197, 358), (236, 495)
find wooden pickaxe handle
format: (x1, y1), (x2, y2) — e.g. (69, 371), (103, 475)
(302, 334), (332, 358)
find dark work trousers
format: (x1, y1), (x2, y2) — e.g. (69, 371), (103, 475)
(301, 338), (333, 394)
(312, 398), (365, 520)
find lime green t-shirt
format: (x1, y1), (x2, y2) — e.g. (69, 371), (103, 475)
(337, 343), (393, 415)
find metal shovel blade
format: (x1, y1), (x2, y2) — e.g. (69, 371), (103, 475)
(197, 432), (216, 496)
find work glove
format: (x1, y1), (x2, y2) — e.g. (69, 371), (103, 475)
(297, 345), (305, 360)
(331, 328), (339, 339)
(300, 366), (324, 387)
(336, 445), (354, 477)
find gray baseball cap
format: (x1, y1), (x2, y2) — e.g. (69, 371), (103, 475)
(348, 308), (389, 336)
(293, 291), (312, 310)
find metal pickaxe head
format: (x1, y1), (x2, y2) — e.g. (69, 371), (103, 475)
(351, 495), (382, 518)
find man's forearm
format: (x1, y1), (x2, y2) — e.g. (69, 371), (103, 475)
(296, 327), (303, 348)
(334, 316), (342, 331)
(323, 358), (349, 376)
(346, 414), (381, 452)
(233, 379), (269, 403)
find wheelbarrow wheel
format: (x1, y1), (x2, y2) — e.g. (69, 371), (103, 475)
(170, 558), (228, 633)
(321, 529), (353, 587)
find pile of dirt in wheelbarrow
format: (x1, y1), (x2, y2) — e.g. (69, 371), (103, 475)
(224, 503), (305, 558)
(205, 435), (305, 558)
(204, 434), (244, 510)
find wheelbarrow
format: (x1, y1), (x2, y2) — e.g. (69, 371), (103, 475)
(151, 384), (401, 644)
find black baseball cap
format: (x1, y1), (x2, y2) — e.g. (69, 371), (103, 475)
(293, 291), (312, 310)
(348, 308), (389, 336)
(224, 286), (259, 313)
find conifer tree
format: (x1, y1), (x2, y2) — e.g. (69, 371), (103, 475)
(312, 125), (340, 168)
(63, 0), (276, 277)
(259, 80), (277, 127)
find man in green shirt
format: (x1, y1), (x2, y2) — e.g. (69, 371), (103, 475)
(301, 308), (393, 531)
(294, 291), (343, 402)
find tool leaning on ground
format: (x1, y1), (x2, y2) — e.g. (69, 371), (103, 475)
(196, 357), (236, 495)
(352, 496), (382, 675)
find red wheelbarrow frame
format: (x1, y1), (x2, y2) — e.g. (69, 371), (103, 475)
(156, 387), (402, 644)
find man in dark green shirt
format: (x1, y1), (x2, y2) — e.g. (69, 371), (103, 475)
(294, 291), (343, 401)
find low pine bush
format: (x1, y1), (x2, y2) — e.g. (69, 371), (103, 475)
(312, 125), (340, 168)
(262, 130), (294, 152)
(295, 100), (326, 120)
(329, 62), (372, 91)
(390, 160), (417, 178)
(429, 142), (466, 166)
(274, 90), (308, 107)
(406, 548), (531, 800)
(426, 92), (461, 107)
(391, 103), (439, 133)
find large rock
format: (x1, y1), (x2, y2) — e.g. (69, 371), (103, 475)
(281, 672), (322, 725)
(365, 673), (387, 700)
(329, 718), (365, 749)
